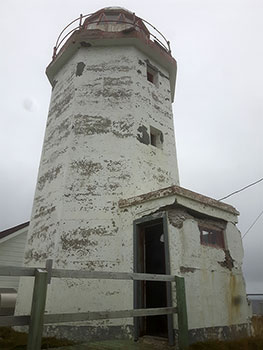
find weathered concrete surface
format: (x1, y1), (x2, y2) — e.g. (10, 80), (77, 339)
(16, 41), (179, 336)
(119, 194), (251, 341)
(15, 7), (250, 344)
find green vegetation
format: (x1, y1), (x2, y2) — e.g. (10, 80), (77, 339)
(1, 316), (263, 350)
(0, 327), (75, 349)
(188, 337), (263, 350)
(188, 316), (263, 350)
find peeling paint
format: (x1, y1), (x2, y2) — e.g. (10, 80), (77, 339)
(70, 160), (103, 176)
(37, 165), (62, 191)
(136, 125), (149, 145)
(17, 36), (249, 344)
(76, 62), (85, 76)
(74, 114), (111, 135)
(33, 206), (56, 220)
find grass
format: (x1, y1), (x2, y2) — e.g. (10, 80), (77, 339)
(188, 316), (263, 350)
(188, 337), (263, 350)
(252, 315), (263, 337)
(1, 316), (263, 349)
(0, 327), (75, 349)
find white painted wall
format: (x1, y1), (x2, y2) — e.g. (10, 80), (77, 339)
(16, 42), (179, 326)
(15, 15), (249, 340)
(168, 217), (249, 329)
(0, 228), (28, 290)
(119, 193), (250, 334)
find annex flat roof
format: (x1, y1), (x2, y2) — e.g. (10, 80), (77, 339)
(119, 185), (239, 216)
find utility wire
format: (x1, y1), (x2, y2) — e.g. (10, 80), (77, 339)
(242, 209), (263, 239)
(218, 177), (263, 201)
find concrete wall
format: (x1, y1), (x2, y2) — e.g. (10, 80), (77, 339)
(23, 45), (179, 267)
(15, 31), (250, 343)
(118, 194), (250, 342)
(16, 44), (179, 336)
(167, 209), (250, 335)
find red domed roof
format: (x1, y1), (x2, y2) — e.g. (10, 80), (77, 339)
(83, 7), (150, 37)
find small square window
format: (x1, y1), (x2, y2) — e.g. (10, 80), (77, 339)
(150, 126), (163, 149)
(147, 71), (154, 83)
(199, 225), (225, 249)
(147, 65), (158, 85)
(150, 132), (157, 146)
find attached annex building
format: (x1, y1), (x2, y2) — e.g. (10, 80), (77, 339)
(0, 222), (29, 315)
(3, 6), (251, 345)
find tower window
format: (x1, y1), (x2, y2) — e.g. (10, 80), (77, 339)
(147, 65), (158, 85)
(150, 126), (163, 149)
(199, 225), (225, 249)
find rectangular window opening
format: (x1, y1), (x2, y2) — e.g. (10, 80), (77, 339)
(150, 133), (157, 147)
(147, 71), (154, 83)
(147, 65), (158, 85)
(150, 126), (163, 149)
(199, 225), (225, 249)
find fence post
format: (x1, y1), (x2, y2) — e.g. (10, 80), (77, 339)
(27, 268), (48, 350)
(45, 259), (53, 284)
(175, 276), (189, 350)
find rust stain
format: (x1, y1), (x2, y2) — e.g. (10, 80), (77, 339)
(228, 274), (243, 325)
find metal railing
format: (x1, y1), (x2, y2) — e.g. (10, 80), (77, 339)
(52, 12), (171, 60)
(0, 260), (189, 350)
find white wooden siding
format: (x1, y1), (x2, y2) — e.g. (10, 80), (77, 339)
(0, 230), (27, 290)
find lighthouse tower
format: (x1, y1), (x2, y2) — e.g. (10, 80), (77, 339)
(16, 7), (251, 343)
(16, 6), (179, 339)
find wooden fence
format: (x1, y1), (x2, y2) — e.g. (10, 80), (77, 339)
(0, 260), (189, 350)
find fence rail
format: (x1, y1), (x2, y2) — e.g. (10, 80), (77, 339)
(0, 261), (189, 350)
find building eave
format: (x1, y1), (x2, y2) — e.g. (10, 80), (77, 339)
(119, 185), (239, 217)
(46, 28), (177, 102)
(0, 222), (29, 244)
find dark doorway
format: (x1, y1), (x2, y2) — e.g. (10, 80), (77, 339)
(133, 213), (174, 344)
(144, 222), (167, 337)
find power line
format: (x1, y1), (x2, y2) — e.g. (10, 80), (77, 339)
(242, 209), (263, 239)
(218, 177), (263, 201)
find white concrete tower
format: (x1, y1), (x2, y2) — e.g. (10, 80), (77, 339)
(16, 7), (179, 339)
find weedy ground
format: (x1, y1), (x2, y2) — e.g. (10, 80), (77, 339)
(0, 316), (263, 349)
(188, 316), (263, 350)
(0, 326), (75, 349)
(188, 337), (263, 350)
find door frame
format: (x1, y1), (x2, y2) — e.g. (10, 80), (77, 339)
(133, 211), (174, 345)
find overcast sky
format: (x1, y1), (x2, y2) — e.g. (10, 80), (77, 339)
(0, 0), (262, 293)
